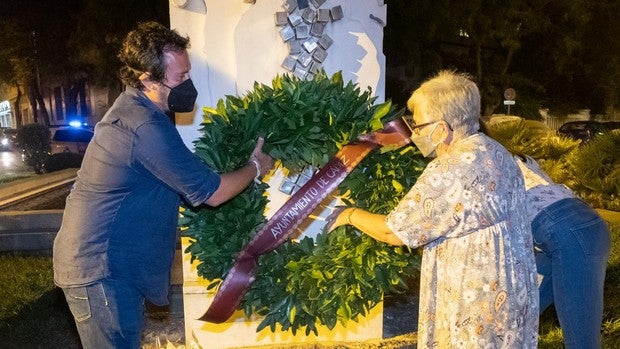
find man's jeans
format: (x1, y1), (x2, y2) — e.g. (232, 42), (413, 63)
(533, 198), (611, 349)
(62, 278), (145, 349)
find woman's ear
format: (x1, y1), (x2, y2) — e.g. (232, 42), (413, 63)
(432, 121), (452, 145)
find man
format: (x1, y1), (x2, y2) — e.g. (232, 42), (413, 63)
(53, 22), (273, 348)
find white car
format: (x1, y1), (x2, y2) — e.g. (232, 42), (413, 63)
(50, 127), (94, 155)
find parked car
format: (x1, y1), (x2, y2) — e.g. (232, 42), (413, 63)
(0, 127), (17, 151)
(557, 121), (613, 142)
(50, 126), (94, 155)
(604, 121), (620, 130)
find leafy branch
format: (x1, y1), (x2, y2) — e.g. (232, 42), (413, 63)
(180, 71), (424, 334)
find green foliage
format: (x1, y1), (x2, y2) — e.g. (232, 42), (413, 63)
(196, 72), (393, 173)
(0, 256), (80, 347)
(16, 124), (51, 174)
(484, 119), (577, 159)
(565, 131), (620, 210)
(485, 121), (619, 211)
(0, 173), (33, 184)
(181, 72), (422, 334)
(567, 131), (620, 195)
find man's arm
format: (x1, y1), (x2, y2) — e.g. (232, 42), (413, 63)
(206, 137), (273, 206)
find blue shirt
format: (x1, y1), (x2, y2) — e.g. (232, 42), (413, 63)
(53, 87), (220, 304)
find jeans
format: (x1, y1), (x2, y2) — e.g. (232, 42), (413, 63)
(62, 278), (145, 349)
(532, 198), (611, 349)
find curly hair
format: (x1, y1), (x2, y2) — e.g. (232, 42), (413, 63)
(118, 21), (190, 89)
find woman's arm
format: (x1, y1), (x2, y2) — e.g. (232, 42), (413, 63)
(329, 207), (404, 246)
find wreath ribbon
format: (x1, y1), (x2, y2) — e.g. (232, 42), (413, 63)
(199, 118), (412, 323)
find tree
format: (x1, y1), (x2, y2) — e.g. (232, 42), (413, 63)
(385, 0), (553, 115)
(384, 0), (614, 118)
(0, 21), (25, 126)
(580, 0), (620, 117)
(1, 1), (88, 126)
(0, 20), (49, 125)
(68, 0), (169, 105)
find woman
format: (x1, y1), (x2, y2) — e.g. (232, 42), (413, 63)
(328, 71), (538, 347)
(516, 154), (610, 348)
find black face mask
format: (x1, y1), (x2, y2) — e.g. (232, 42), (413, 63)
(163, 79), (198, 113)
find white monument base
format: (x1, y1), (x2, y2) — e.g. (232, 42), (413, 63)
(181, 237), (383, 349)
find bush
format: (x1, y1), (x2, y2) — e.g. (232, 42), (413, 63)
(566, 130), (620, 211)
(44, 153), (84, 172)
(485, 120), (619, 211)
(16, 124), (50, 174)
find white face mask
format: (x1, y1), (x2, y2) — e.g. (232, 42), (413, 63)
(410, 123), (441, 158)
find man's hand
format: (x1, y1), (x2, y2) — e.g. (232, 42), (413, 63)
(249, 137), (273, 178)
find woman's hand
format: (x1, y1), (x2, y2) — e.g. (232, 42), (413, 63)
(325, 206), (355, 232)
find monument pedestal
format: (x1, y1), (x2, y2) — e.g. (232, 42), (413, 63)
(181, 237), (383, 349)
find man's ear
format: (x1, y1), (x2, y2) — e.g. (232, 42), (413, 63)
(139, 72), (156, 91)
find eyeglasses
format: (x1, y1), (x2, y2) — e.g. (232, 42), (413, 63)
(408, 121), (440, 136)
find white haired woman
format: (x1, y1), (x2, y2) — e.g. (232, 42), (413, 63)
(329, 70), (539, 347)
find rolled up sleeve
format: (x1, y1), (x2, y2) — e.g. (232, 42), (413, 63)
(133, 120), (221, 206)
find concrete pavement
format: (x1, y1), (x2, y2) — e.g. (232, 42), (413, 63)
(0, 168), (76, 253)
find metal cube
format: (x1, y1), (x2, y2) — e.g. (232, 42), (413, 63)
(310, 0), (326, 8)
(302, 37), (319, 53)
(275, 11), (288, 26)
(288, 39), (303, 55)
(288, 9), (303, 26)
(282, 55), (297, 71)
(309, 61), (323, 74)
(297, 51), (314, 67)
(297, 0), (309, 10)
(310, 22), (326, 36)
(279, 25), (295, 42)
(302, 8), (317, 23)
(318, 34), (333, 49)
(295, 24), (310, 39)
(330, 5), (343, 21)
(313, 47), (328, 63)
(284, 0), (297, 13)
(279, 179), (296, 195)
(294, 65), (308, 79)
(317, 9), (331, 22)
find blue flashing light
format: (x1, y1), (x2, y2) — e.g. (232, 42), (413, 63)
(69, 120), (83, 128)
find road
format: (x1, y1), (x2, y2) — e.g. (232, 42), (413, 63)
(0, 148), (32, 175)
(1, 148), (72, 211)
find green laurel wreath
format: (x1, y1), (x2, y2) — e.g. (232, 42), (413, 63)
(179, 72), (426, 335)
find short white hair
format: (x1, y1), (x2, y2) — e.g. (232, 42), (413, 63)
(407, 70), (480, 138)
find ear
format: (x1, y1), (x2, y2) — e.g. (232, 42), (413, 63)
(433, 121), (452, 145)
(139, 72), (156, 91)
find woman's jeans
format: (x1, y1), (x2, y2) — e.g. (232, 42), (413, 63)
(62, 278), (145, 349)
(532, 198), (610, 349)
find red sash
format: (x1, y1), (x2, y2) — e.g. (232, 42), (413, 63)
(199, 118), (411, 323)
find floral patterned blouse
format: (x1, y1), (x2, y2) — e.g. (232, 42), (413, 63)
(386, 133), (539, 348)
(517, 155), (573, 224)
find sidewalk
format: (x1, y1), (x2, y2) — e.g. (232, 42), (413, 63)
(0, 168), (77, 207)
